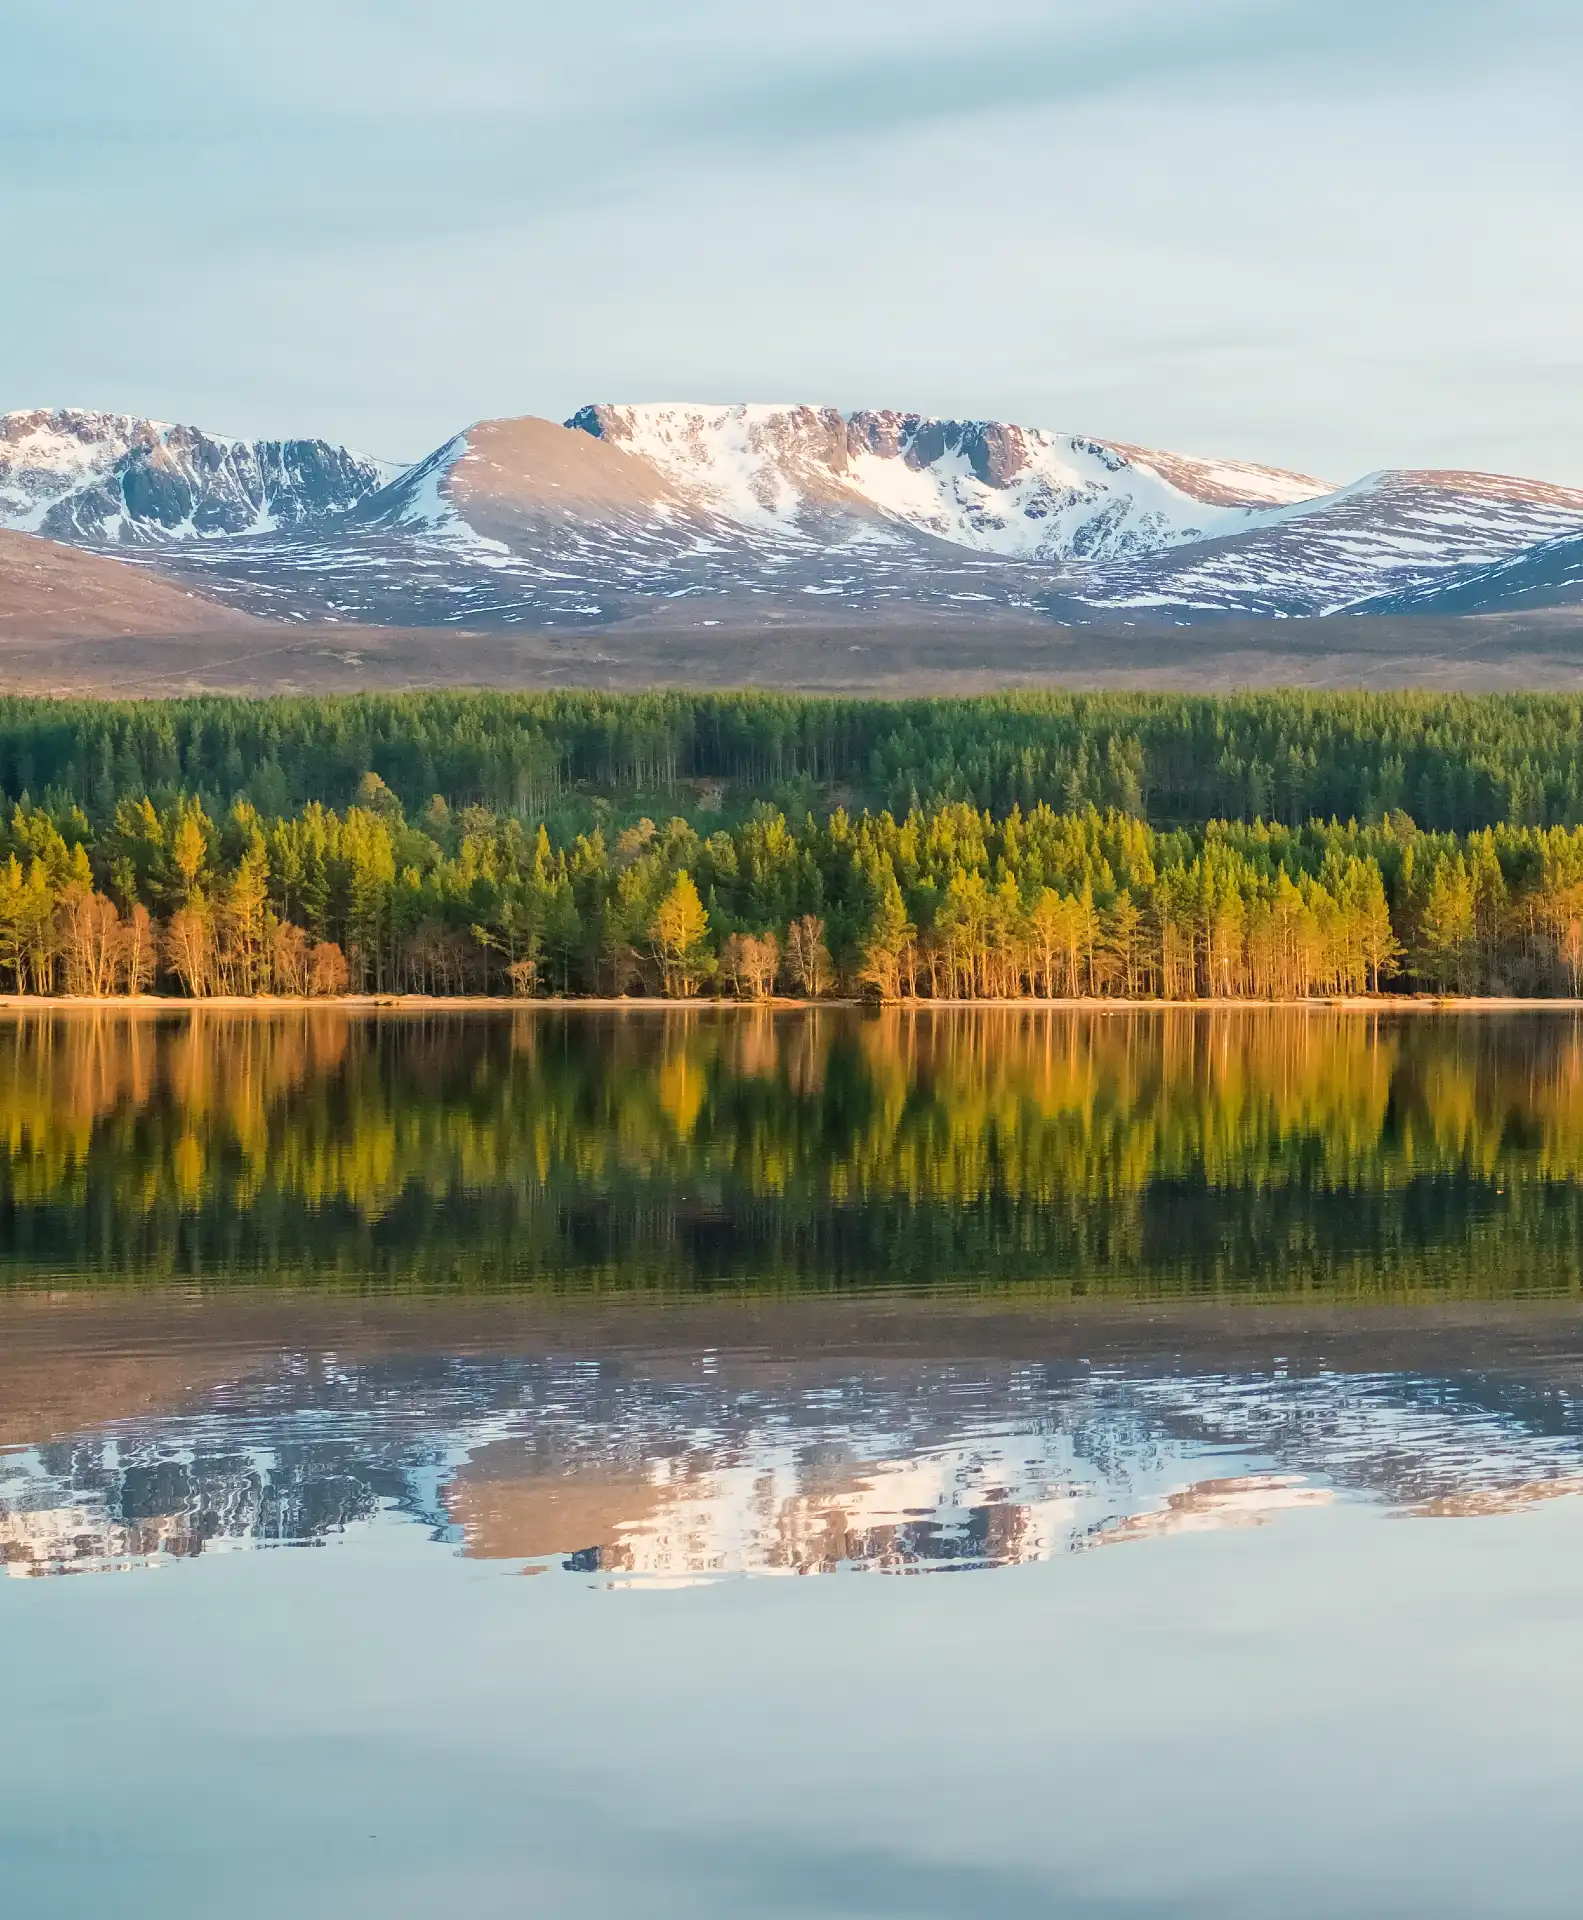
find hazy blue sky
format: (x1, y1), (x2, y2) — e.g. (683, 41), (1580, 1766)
(5, 1), (1579, 478)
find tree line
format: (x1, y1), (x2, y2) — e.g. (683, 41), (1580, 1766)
(10, 688), (1583, 835)
(4, 775), (1583, 998)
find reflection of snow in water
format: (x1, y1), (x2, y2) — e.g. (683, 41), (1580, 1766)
(1107, 1368), (1583, 1514)
(3, 1355), (1583, 1580)
(1088, 1475), (1332, 1546)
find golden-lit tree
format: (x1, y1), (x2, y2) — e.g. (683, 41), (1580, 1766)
(649, 872), (711, 997)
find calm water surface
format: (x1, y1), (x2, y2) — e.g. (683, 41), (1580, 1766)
(6, 1008), (1583, 1917)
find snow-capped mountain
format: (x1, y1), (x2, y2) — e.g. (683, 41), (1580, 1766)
(1355, 524), (1583, 616)
(0, 409), (391, 543)
(5, 400), (1582, 627)
(92, 404), (1350, 626)
(1068, 468), (1583, 617)
(567, 402), (1332, 561)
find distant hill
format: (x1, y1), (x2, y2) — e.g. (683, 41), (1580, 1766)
(0, 527), (257, 640)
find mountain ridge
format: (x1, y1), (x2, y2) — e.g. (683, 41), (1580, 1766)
(0, 408), (392, 545)
(2, 400), (1581, 630)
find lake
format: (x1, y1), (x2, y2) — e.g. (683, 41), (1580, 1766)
(5, 1007), (1583, 1917)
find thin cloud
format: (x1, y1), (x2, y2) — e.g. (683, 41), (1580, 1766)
(637, 0), (1547, 160)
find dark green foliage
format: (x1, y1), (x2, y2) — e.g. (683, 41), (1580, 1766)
(2, 688), (1583, 833)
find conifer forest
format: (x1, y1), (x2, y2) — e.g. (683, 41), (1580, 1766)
(5, 688), (1583, 999)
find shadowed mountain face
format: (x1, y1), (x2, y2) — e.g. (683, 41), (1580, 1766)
(2, 402), (1582, 631)
(1358, 526), (1583, 616)
(0, 410), (390, 544)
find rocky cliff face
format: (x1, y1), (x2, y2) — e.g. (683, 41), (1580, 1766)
(0, 409), (389, 544)
(565, 401), (1332, 565)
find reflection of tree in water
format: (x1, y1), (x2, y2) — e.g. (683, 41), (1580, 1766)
(9, 1348), (1583, 1579)
(1, 1007), (1583, 1294)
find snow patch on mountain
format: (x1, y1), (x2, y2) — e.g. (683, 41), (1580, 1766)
(352, 432), (520, 569)
(569, 403), (1335, 566)
(363, 433), (469, 535)
(1352, 524), (1583, 617)
(571, 403), (831, 540)
(1070, 468), (1583, 617)
(0, 409), (392, 545)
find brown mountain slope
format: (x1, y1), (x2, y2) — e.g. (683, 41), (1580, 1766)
(449, 415), (686, 524)
(0, 527), (257, 637)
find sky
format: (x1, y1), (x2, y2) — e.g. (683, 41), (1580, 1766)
(4, 0), (1580, 480)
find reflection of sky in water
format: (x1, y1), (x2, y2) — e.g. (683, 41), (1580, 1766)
(12, 1326), (1583, 1919)
(9, 1003), (1583, 1914)
(8, 1354), (1583, 1582)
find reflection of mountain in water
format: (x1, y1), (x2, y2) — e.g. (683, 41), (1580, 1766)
(7, 1350), (1583, 1580)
